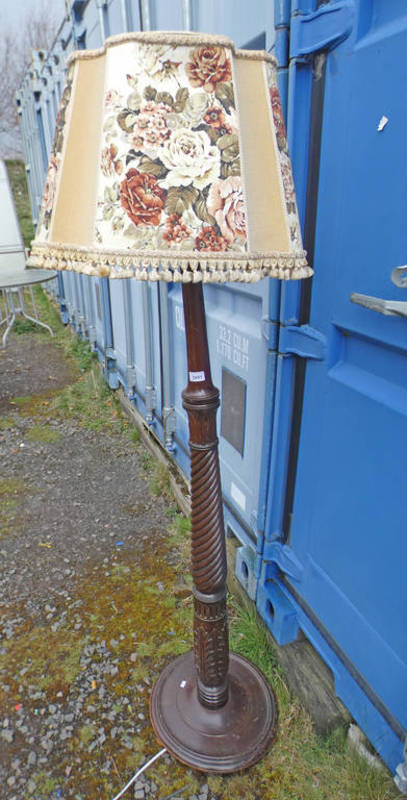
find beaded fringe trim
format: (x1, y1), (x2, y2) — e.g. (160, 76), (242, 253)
(28, 244), (311, 283)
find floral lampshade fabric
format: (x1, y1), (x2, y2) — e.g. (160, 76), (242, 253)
(28, 32), (311, 283)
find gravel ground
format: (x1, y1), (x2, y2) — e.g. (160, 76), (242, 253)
(0, 332), (216, 800)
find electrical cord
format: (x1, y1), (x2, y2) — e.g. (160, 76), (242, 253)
(110, 747), (167, 800)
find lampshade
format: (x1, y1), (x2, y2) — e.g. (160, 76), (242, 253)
(28, 31), (311, 283)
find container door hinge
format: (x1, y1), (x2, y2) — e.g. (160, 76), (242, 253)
(395, 736), (407, 794)
(126, 367), (137, 390)
(255, 533), (265, 580)
(87, 324), (97, 347)
(104, 348), (119, 390)
(279, 323), (326, 360)
(145, 386), (156, 424)
(290, 0), (355, 59)
(163, 406), (177, 452)
(263, 541), (303, 582)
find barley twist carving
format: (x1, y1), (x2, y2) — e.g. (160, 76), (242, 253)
(190, 445), (227, 595)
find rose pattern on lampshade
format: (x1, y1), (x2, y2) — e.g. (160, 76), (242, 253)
(29, 32), (311, 283)
(95, 42), (247, 256)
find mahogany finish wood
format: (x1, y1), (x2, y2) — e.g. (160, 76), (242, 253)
(181, 280), (229, 709)
(150, 282), (278, 773)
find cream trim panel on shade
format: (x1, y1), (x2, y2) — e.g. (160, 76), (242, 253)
(50, 57), (105, 247)
(234, 57), (290, 254)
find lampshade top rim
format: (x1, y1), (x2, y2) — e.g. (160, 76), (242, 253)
(66, 31), (277, 68)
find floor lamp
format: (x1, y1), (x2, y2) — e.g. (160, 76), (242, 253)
(28, 31), (311, 773)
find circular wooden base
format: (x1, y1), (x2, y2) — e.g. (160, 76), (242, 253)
(150, 651), (278, 774)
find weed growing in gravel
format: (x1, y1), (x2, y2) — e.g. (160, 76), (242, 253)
(0, 624), (83, 703)
(150, 461), (172, 499)
(129, 427), (140, 443)
(139, 451), (153, 471)
(5, 160), (34, 247)
(0, 416), (14, 430)
(66, 335), (97, 371)
(29, 770), (59, 797)
(0, 476), (28, 536)
(54, 365), (120, 431)
(11, 285), (64, 341)
(79, 723), (96, 746)
(25, 424), (62, 443)
(166, 512), (191, 560)
(175, 513), (192, 536)
(8, 392), (63, 421)
(229, 597), (288, 708)
(0, 476), (29, 496)
(11, 317), (40, 335)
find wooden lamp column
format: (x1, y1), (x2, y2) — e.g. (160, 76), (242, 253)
(150, 282), (278, 773)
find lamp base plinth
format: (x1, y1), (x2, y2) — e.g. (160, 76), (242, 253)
(150, 650), (278, 774)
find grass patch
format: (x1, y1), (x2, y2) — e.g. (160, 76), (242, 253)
(0, 477), (27, 495)
(5, 159), (34, 248)
(53, 365), (119, 431)
(229, 598), (288, 709)
(0, 624), (83, 703)
(138, 451), (153, 471)
(11, 317), (40, 335)
(175, 513), (191, 536)
(10, 389), (64, 420)
(120, 500), (150, 516)
(65, 335), (97, 371)
(25, 424), (61, 443)
(79, 723), (96, 747)
(150, 460), (172, 499)
(166, 512), (191, 564)
(0, 417), (15, 430)
(15, 285), (65, 341)
(206, 598), (401, 800)
(30, 770), (59, 796)
(0, 477), (28, 536)
(129, 427), (140, 444)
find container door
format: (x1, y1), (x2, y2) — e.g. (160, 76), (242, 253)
(261, 0), (407, 773)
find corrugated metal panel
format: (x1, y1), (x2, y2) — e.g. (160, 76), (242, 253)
(109, 278), (164, 425)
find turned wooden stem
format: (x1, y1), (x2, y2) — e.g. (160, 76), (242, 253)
(181, 282), (229, 709)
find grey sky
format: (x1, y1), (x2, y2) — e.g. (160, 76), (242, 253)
(0, 0), (66, 33)
(0, 0), (67, 157)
